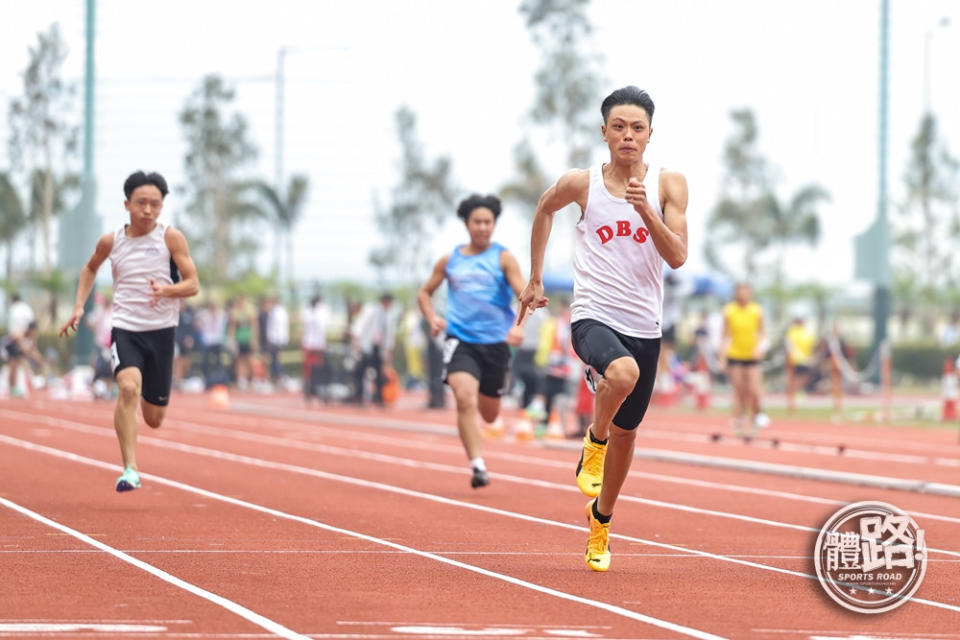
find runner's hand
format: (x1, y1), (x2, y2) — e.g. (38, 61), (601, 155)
(148, 278), (166, 307)
(625, 177), (649, 215)
(58, 308), (84, 337)
(428, 315), (446, 337)
(517, 281), (548, 325)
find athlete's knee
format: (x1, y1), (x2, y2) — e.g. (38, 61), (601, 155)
(116, 377), (141, 403)
(604, 358), (640, 396)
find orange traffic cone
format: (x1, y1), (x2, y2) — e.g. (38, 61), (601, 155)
(694, 354), (711, 411)
(513, 409), (535, 441)
(942, 358), (958, 421)
(545, 411), (565, 440)
(208, 384), (230, 410)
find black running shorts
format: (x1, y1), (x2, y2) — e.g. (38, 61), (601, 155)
(570, 318), (660, 430)
(111, 327), (176, 406)
(443, 337), (511, 398)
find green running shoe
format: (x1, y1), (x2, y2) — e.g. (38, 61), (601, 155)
(116, 467), (141, 492)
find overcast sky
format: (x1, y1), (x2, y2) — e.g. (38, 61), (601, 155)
(1, 0), (957, 294)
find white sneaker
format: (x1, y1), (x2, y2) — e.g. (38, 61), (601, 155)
(754, 412), (771, 430)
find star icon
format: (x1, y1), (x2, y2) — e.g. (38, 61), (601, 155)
(849, 588), (857, 595)
(868, 588), (875, 594)
(886, 588), (894, 595)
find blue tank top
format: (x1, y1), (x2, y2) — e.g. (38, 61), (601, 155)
(445, 242), (515, 344)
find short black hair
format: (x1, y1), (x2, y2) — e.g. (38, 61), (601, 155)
(124, 171), (169, 200)
(601, 86), (655, 125)
(456, 194), (502, 222)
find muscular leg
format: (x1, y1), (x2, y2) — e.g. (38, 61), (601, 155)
(448, 372), (483, 461)
(590, 356), (640, 441)
(140, 399), (167, 430)
(596, 423), (637, 515)
(728, 365), (745, 424)
(114, 367), (143, 470)
(747, 364), (763, 418)
(477, 393), (501, 424)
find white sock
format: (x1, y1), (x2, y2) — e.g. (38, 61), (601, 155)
(470, 457), (486, 472)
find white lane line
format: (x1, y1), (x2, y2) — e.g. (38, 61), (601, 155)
(0, 437), (725, 640)
(0, 496), (309, 640)
(41, 410), (960, 559)
(226, 400), (960, 467)
(3, 433), (960, 617)
(154, 404), (960, 527)
(26, 403), (960, 527)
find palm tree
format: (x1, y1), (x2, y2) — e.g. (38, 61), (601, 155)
(249, 175), (309, 292)
(0, 172), (27, 284)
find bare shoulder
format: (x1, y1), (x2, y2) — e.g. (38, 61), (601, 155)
(659, 168), (688, 200)
(164, 226), (190, 249)
(95, 231), (115, 253)
(557, 168), (590, 195)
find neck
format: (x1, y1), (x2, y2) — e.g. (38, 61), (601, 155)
(605, 156), (647, 182)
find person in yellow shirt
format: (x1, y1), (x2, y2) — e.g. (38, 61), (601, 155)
(720, 283), (768, 435)
(785, 314), (816, 411)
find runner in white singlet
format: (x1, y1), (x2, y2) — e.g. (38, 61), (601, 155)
(518, 87), (689, 572)
(60, 171), (200, 493)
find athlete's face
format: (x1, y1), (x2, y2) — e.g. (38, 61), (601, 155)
(735, 284), (752, 305)
(124, 184), (164, 231)
(602, 104), (652, 162)
(465, 207), (496, 248)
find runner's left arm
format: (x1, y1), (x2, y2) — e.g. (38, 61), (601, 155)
(153, 228), (200, 300)
(626, 169), (688, 269)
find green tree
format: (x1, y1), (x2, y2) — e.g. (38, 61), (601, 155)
(705, 109), (827, 299)
(369, 106), (457, 287)
(179, 74), (259, 283)
(502, 0), (604, 217)
(247, 175), (309, 295)
(893, 113), (959, 332)
(6, 23), (79, 275)
(0, 172), (27, 285)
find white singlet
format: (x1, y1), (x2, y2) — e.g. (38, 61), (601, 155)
(110, 222), (180, 332)
(570, 163), (664, 338)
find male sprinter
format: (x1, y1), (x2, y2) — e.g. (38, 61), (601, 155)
(60, 171), (199, 492)
(518, 87), (688, 571)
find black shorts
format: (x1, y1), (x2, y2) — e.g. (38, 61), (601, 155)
(111, 327), (176, 406)
(727, 358), (759, 367)
(443, 337), (511, 398)
(570, 319), (660, 430)
(4, 339), (22, 359)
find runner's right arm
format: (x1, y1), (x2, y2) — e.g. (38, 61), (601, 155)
(517, 169), (589, 321)
(59, 232), (114, 337)
(417, 254), (450, 337)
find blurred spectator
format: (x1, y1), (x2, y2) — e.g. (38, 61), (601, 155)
(350, 292), (399, 406)
(940, 311), (959, 347)
(423, 317), (446, 409)
(87, 292), (115, 399)
(401, 306), (426, 388)
(784, 314), (816, 411)
(228, 295), (259, 389)
(196, 300), (227, 387)
(5, 293), (36, 396)
(542, 298), (575, 429)
(174, 302), (199, 388)
(513, 303), (547, 417)
(264, 294), (289, 384)
(301, 294), (330, 403)
(2, 320), (45, 396)
(657, 269), (688, 398)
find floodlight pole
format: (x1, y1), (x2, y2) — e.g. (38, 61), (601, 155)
(872, 0), (891, 366)
(63, 0), (100, 365)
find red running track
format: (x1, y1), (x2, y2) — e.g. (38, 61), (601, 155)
(1, 392), (959, 639)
